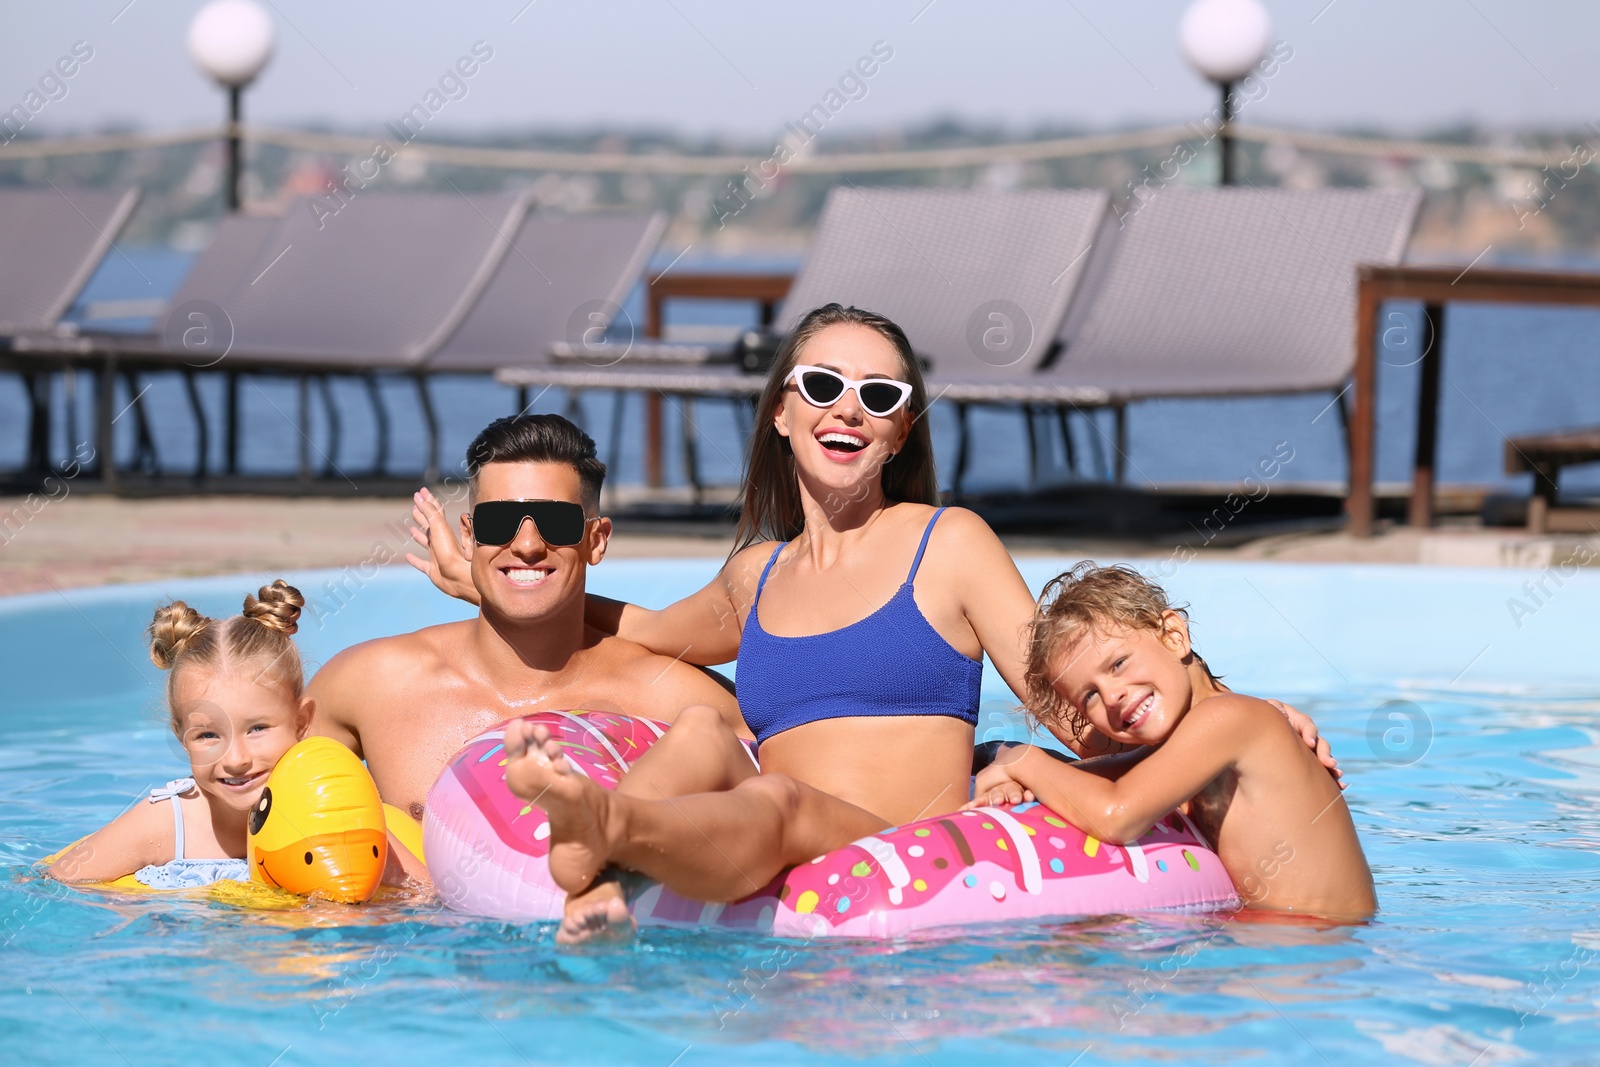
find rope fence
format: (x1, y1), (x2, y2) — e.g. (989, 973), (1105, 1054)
(0, 121), (1583, 173)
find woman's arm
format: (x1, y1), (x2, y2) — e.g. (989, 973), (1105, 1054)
(404, 486), (768, 665)
(594, 544), (774, 665)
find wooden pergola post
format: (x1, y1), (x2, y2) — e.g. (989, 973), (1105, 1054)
(1407, 303), (1445, 529)
(1346, 275), (1380, 537)
(1346, 263), (1600, 537)
(640, 271), (793, 490)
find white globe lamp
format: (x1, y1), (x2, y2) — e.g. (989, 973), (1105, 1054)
(188, 0), (276, 211)
(1179, 0), (1272, 184)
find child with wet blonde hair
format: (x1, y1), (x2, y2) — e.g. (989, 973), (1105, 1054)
(970, 563), (1377, 919)
(48, 580), (314, 888)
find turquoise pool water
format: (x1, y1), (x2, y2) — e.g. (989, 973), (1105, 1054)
(3, 560), (1598, 1065)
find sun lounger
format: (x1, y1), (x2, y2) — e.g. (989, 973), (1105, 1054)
(0, 186), (140, 335)
(210, 192), (530, 368)
(774, 187), (1111, 376)
(0, 186), (140, 472)
(428, 210), (666, 372)
(499, 187), (1115, 492)
(165, 214), (280, 310)
(11, 192), (666, 486)
(933, 186), (1423, 486)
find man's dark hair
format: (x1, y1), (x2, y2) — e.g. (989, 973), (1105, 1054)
(466, 414), (606, 511)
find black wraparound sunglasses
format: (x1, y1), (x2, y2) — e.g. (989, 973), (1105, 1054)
(470, 500), (595, 547)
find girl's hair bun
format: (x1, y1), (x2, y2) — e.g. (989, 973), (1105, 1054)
(148, 601), (210, 670)
(243, 579), (304, 636)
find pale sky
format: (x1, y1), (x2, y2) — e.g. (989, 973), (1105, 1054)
(4, 0), (1595, 141)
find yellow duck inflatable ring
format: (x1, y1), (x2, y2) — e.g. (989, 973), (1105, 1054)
(248, 737), (387, 903)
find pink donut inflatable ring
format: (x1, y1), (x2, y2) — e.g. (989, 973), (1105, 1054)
(424, 711), (1240, 937)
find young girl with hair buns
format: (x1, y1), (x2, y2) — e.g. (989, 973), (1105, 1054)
(48, 580), (315, 889)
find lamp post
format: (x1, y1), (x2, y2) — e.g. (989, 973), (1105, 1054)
(1179, 0), (1271, 186)
(187, 0), (275, 213)
(187, 1), (274, 479)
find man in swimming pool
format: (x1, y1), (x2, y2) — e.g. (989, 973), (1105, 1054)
(306, 415), (746, 841)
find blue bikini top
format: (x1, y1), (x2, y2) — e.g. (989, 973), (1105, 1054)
(735, 508), (983, 747)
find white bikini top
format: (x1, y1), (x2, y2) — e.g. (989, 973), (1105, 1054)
(149, 778), (196, 860)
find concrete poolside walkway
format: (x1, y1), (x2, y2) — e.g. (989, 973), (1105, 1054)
(3, 493), (1594, 600)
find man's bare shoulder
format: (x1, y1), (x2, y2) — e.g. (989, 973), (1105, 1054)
(586, 629), (739, 713)
(585, 627), (690, 678)
(310, 621), (469, 695)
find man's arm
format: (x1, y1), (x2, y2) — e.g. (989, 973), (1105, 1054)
(634, 655), (753, 741)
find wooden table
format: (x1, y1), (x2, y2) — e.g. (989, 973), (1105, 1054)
(1347, 264), (1600, 536)
(1504, 427), (1600, 533)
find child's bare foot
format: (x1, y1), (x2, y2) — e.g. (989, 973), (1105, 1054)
(503, 723), (618, 899)
(558, 875), (636, 945)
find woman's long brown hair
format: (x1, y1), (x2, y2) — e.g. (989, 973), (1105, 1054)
(733, 303), (940, 553)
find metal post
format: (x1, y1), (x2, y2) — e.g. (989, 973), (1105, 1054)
(644, 286), (664, 488)
(224, 371), (240, 474)
(122, 369), (157, 473)
(366, 373), (389, 477)
(1527, 461), (1558, 535)
(227, 85), (243, 213)
(416, 375), (439, 485)
(317, 375), (341, 477)
(1112, 404), (1128, 485)
(182, 369), (208, 480)
(23, 371), (49, 473)
(1086, 411), (1108, 482)
(96, 357), (118, 491)
(1055, 405), (1077, 478)
(953, 402), (971, 499)
(680, 395), (703, 504)
(297, 374), (311, 482)
(1218, 80), (1236, 186)
(64, 367), (78, 461)
(1023, 406), (1040, 487)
